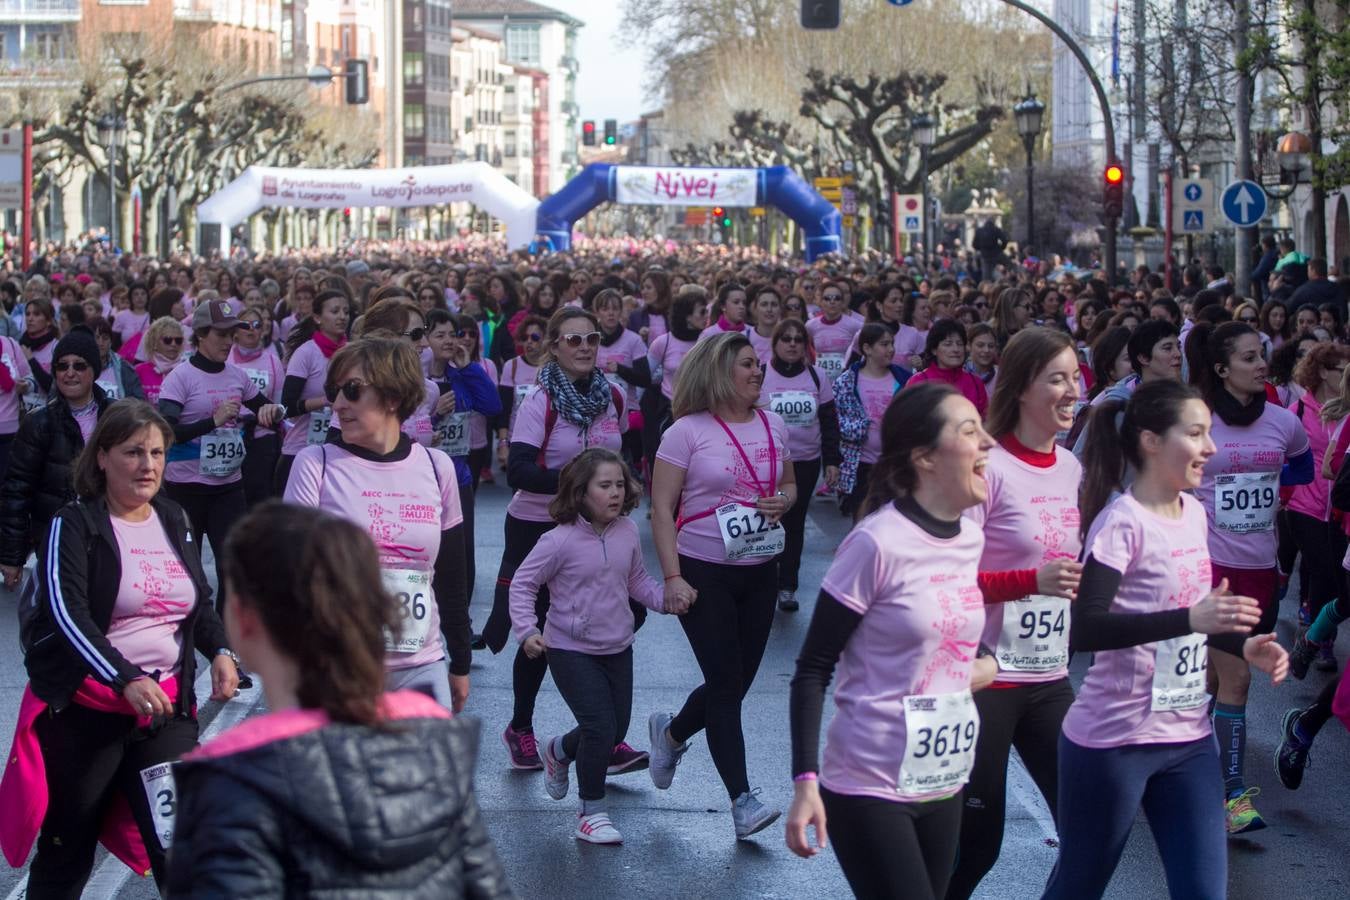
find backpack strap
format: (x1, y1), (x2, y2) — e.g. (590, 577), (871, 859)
(536, 387), (623, 467)
(807, 365), (821, 392)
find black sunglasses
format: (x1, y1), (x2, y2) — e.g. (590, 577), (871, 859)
(54, 360), (91, 373)
(403, 327), (427, 342)
(237, 321), (264, 331)
(778, 335), (806, 345)
(325, 379), (370, 404)
(821, 293), (844, 301)
(160, 335), (184, 346)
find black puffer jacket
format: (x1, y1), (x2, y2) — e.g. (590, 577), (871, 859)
(0, 388), (112, 566)
(166, 715), (513, 899)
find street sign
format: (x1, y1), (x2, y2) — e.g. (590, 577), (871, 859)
(1220, 180), (1268, 227)
(843, 215), (856, 227)
(818, 189), (843, 202)
(896, 193), (923, 234)
(0, 129), (23, 207)
(684, 209), (708, 226)
(841, 188), (857, 215)
(748, 207), (766, 217)
(1172, 177), (1213, 235)
(813, 177), (842, 191)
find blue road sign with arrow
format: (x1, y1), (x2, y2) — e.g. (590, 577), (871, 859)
(1184, 183), (1203, 202)
(1220, 180), (1267, 227)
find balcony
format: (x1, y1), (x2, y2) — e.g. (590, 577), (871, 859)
(172, 0), (213, 23)
(0, 0), (80, 21)
(560, 55), (578, 73)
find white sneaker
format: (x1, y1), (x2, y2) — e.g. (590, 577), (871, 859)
(732, 788), (781, 840)
(542, 736), (570, 801)
(575, 811), (623, 844)
(647, 712), (689, 790)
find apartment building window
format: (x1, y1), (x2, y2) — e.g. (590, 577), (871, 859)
(405, 104), (425, 139)
(504, 25), (540, 65)
(404, 52), (423, 86)
(504, 130), (516, 157)
(31, 30), (68, 62)
(428, 54), (449, 91)
(504, 85), (517, 117)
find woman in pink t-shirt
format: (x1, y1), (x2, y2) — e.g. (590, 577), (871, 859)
(1045, 379), (1287, 898)
(785, 382), (994, 898)
(697, 282), (749, 343)
(649, 332), (797, 840)
(746, 285), (782, 365)
(893, 291), (932, 371)
(132, 316), (187, 405)
(1187, 321), (1311, 833)
(759, 318), (840, 611)
(495, 314), (549, 475)
(834, 324), (911, 518)
(481, 308), (631, 772)
(283, 337), (469, 712)
(643, 288), (708, 482)
(948, 328), (1084, 900)
(804, 283), (862, 382)
(593, 289), (652, 477)
(110, 281), (150, 350)
(229, 306), (286, 505)
(275, 289), (349, 493)
(904, 319), (989, 418)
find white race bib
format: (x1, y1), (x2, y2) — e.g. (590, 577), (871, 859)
(514, 383), (535, 406)
(994, 595), (1070, 673)
(307, 407), (332, 445)
(768, 390), (817, 428)
(715, 502), (785, 561)
(140, 763), (177, 850)
(1213, 472), (1278, 534)
(199, 428), (245, 477)
(21, 390), (43, 413)
(816, 353), (845, 381)
(436, 412), (471, 457)
(899, 691), (979, 798)
(242, 367), (270, 396)
(383, 568), (433, 653)
(96, 380), (121, 400)
(1151, 634), (1209, 712)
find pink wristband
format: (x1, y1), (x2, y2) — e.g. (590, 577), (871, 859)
(793, 772), (818, 783)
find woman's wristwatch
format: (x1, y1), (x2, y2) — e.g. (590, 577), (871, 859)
(215, 648), (241, 667)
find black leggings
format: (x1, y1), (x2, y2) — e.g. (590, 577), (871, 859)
(669, 554), (777, 799)
(273, 452), (297, 497)
(549, 647), (634, 802)
(163, 481), (247, 610)
(841, 461), (873, 519)
(28, 705), (199, 899)
(461, 483), (477, 606)
(640, 390), (671, 486)
(1286, 510), (1339, 618)
(821, 786), (963, 900)
(468, 445), (490, 493)
(947, 678), (1074, 900)
(778, 458), (821, 591)
(240, 431), (280, 506)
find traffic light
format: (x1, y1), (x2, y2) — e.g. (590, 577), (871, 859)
(344, 59), (368, 105)
(604, 119), (617, 146)
(582, 120), (596, 146)
(1103, 163), (1125, 221)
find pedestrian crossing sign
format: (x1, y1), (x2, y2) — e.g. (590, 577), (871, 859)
(1183, 210), (1204, 232)
(902, 215), (921, 234)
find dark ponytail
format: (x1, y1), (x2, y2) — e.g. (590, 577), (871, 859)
(1079, 379), (1202, 538)
(223, 501), (398, 727)
(858, 382), (959, 520)
(1186, 320), (1254, 404)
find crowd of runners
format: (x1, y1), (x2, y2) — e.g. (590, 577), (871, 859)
(0, 236), (1345, 898)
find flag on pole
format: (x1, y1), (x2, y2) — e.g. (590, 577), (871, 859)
(1111, 1), (1120, 88)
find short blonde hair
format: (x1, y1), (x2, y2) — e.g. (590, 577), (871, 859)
(144, 316), (185, 354)
(672, 331), (754, 420)
(327, 337), (426, 422)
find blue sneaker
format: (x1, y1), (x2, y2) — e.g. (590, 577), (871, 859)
(1275, 708), (1311, 791)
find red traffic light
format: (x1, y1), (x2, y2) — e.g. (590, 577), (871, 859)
(711, 206), (725, 218)
(1104, 164), (1125, 184)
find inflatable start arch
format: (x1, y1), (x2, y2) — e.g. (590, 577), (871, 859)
(536, 164), (843, 260)
(196, 161), (540, 254)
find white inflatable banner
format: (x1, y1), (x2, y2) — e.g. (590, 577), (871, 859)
(613, 166), (758, 208)
(196, 162), (539, 252)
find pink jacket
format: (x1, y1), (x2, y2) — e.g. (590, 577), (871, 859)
(510, 517), (665, 654)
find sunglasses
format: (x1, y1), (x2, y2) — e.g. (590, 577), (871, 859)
(1238, 316), (1258, 323)
(523, 333), (544, 343)
(778, 335), (806, 345)
(557, 332), (602, 348)
(238, 321), (264, 331)
(821, 293), (843, 301)
(160, 336), (184, 346)
(325, 378), (370, 404)
(54, 360), (91, 373)
(403, 327), (427, 342)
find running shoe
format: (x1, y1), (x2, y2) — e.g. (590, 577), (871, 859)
(470, 632), (487, 651)
(606, 742), (649, 775)
(1315, 641), (1338, 673)
(1298, 598), (1313, 628)
(1290, 634), (1318, 681)
(814, 483), (833, 499)
(575, 812), (623, 845)
(647, 712), (689, 789)
(777, 590), (799, 612)
(482, 465), (497, 483)
(1225, 787), (1267, 834)
(542, 736), (570, 799)
(731, 788), (781, 840)
(1275, 708), (1312, 791)
(502, 724), (543, 770)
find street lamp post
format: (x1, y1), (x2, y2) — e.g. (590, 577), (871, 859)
(911, 112), (936, 267)
(1014, 93), (1045, 255)
(97, 113), (125, 252)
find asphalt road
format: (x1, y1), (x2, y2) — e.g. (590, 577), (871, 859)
(0, 479), (1347, 899)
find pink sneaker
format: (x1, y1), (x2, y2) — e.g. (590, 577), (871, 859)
(606, 741), (650, 775)
(502, 724), (543, 770)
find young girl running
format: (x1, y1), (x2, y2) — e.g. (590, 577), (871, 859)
(510, 449), (693, 845)
(785, 382), (995, 899)
(1044, 379), (1288, 899)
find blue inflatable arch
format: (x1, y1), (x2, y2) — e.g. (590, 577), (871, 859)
(535, 164), (843, 260)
